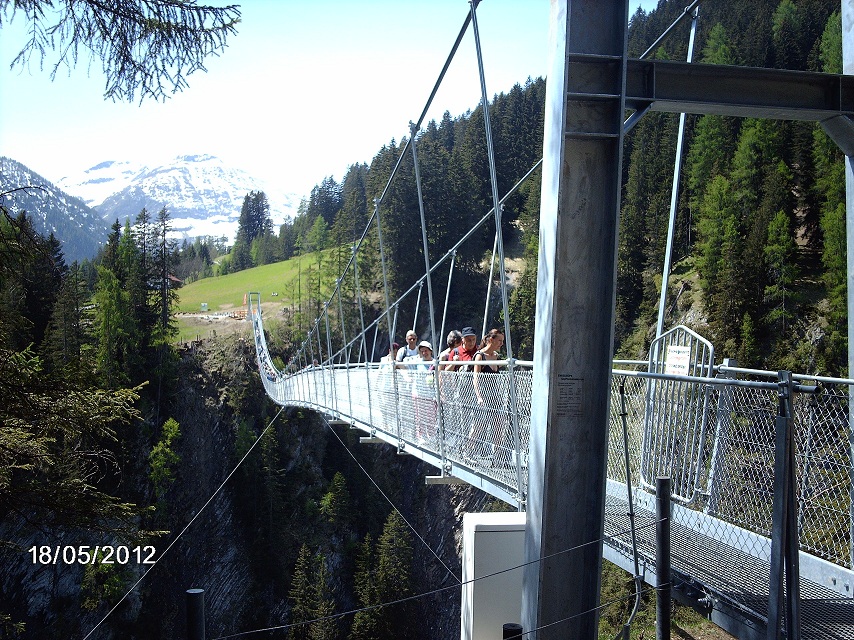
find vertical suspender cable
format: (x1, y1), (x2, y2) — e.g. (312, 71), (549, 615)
(375, 198), (396, 349)
(439, 250), (457, 354)
(410, 122), (440, 354)
(374, 199), (403, 441)
(353, 245), (376, 428)
(655, 6), (699, 339)
(410, 121), (446, 464)
(324, 303), (337, 415)
(371, 323), (380, 364)
(438, 250), (457, 473)
(470, 0), (525, 507)
(413, 281), (424, 333)
(336, 281), (354, 421)
(307, 333), (317, 403)
(482, 231), (498, 339)
(315, 321), (325, 406)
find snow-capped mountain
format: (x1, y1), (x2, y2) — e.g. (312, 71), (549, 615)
(57, 159), (147, 207)
(1, 156), (111, 263)
(57, 154), (301, 240)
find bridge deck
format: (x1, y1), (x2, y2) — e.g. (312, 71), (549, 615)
(290, 388), (854, 638)
(250, 308), (854, 638)
(604, 488), (854, 640)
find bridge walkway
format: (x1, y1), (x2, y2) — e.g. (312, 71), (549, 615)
(251, 302), (854, 639)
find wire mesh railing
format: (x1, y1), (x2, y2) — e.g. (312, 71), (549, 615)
(252, 295), (853, 574)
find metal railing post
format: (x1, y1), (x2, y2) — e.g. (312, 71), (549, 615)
(707, 357), (736, 516)
(768, 370), (801, 640)
(186, 588), (205, 640)
(656, 477), (671, 640)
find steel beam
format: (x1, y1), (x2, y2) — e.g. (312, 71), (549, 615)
(843, 0), (854, 575)
(523, 1), (629, 638)
(621, 58), (854, 121)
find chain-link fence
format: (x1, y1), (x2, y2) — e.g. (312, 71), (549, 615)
(252, 300), (852, 572)
(608, 367), (853, 571)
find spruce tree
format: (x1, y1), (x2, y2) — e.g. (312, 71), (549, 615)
(289, 544), (315, 640)
(319, 472), (352, 531)
(374, 510), (413, 638)
(350, 533), (379, 640)
(763, 209), (799, 336)
(310, 554), (340, 640)
(94, 265), (130, 387)
(42, 261), (89, 374)
(813, 10), (846, 371)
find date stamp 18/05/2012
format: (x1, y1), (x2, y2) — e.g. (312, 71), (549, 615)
(28, 545), (156, 565)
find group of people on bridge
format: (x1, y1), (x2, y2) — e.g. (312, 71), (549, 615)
(377, 325), (511, 465)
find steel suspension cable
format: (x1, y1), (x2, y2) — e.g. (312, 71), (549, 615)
(284, 6), (475, 373)
(287, 157), (543, 377)
(321, 414), (460, 583)
(470, 0), (526, 506)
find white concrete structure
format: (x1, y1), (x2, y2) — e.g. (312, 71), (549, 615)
(461, 512), (526, 640)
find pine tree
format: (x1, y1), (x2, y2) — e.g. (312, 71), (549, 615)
(232, 191), (273, 272)
(151, 207), (179, 347)
(116, 219), (148, 379)
(309, 554), (340, 640)
(771, 0), (805, 69)
(94, 265), (130, 387)
(319, 472), (351, 531)
(374, 510), (413, 638)
(289, 544), (315, 640)
(259, 426), (287, 574)
(813, 10), (846, 371)
(0, 341), (142, 539)
(350, 534), (379, 640)
(695, 175), (742, 348)
(41, 261), (89, 374)
(0, 212), (64, 350)
(763, 209), (799, 336)
(149, 417), (181, 502)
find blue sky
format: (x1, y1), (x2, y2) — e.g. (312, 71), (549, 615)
(0, 1), (658, 198)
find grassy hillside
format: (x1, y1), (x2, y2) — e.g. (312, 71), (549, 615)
(177, 260), (297, 313)
(175, 249), (341, 313)
(174, 252), (335, 343)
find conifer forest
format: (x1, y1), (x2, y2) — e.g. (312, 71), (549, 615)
(0, 1), (850, 638)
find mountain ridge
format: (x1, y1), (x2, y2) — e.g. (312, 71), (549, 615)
(1, 155), (303, 262)
(58, 154), (302, 241)
(0, 156), (111, 264)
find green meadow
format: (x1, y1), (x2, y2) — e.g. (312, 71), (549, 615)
(176, 260), (300, 313)
(174, 252), (332, 343)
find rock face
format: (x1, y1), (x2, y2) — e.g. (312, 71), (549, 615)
(0, 335), (496, 638)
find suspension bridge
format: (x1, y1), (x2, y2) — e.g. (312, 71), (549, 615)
(248, 2), (854, 638)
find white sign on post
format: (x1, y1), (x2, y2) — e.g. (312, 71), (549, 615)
(665, 345), (691, 376)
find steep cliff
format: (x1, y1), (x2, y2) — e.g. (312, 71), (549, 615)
(1, 335), (492, 638)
